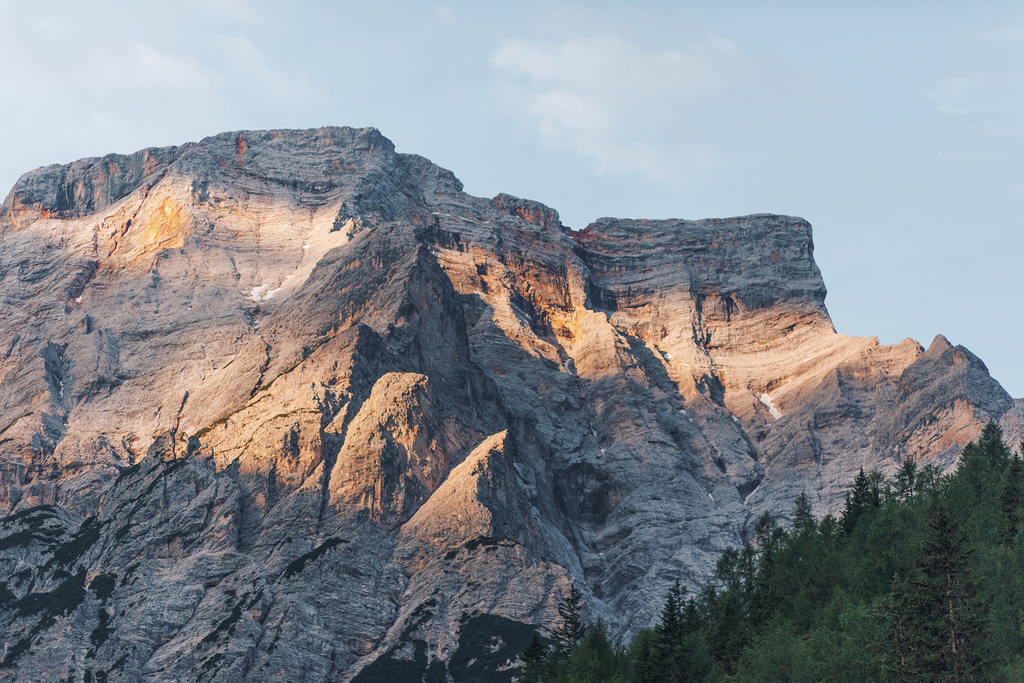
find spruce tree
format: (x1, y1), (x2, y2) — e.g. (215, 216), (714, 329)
(793, 492), (816, 533)
(629, 628), (659, 683)
(654, 580), (686, 683)
(914, 508), (983, 681)
(841, 467), (880, 535)
(977, 421), (1011, 469)
(885, 571), (921, 683)
(519, 632), (546, 683)
(553, 582), (586, 651)
(894, 459), (917, 502)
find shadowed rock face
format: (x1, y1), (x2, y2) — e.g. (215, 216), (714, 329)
(0, 126), (1016, 681)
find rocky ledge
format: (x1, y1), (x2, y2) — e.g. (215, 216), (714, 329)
(0, 127), (1016, 682)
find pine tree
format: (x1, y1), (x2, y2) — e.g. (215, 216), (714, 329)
(553, 582), (586, 651)
(977, 421), (1011, 469)
(894, 459), (917, 502)
(1000, 453), (1023, 543)
(841, 467), (880, 535)
(654, 580), (686, 683)
(914, 508), (983, 681)
(629, 628), (659, 683)
(793, 492), (816, 533)
(519, 632), (546, 683)
(751, 512), (784, 626)
(885, 571), (921, 682)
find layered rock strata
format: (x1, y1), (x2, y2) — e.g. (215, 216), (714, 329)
(0, 127), (1016, 681)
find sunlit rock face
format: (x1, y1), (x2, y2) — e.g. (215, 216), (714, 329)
(0, 127), (1015, 681)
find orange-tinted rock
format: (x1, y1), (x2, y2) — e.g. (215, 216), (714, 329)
(0, 127), (1015, 681)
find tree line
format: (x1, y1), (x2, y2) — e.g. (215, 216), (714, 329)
(521, 422), (1024, 682)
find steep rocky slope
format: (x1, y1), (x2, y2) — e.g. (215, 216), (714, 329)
(0, 127), (1016, 682)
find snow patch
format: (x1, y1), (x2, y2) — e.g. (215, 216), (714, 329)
(246, 284), (283, 302)
(759, 393), (783, 420)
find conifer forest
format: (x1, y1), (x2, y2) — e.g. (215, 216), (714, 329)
(521, 423), (1024, 682)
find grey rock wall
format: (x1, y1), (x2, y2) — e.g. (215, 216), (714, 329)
(0, 127), (1015, 681)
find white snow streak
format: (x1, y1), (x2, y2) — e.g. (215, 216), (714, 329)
(759, 393), (783, 420)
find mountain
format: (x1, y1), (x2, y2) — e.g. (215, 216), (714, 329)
(0, 127), (1018, 682)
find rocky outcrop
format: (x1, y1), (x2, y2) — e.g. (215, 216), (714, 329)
(0, 127), (1016, 681)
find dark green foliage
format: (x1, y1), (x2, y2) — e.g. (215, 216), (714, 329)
(88, 608), (114, 655)
(245, 587), (264, 610)
(42, 516), (103, 571)
(841, 467), (880, 535)
(893, 459), (917, 502)
(0, 508), (67, 552)
(282, 536), (346, 578)
(555, 620), (628, 683)
(201, 653), (223, 673)
(552, 583), (586, 651)
(628, 627), (659, 683)
(792, 492), (815, 532)
(0, 581), (15, 607)
(444, 535), (515, 559)
(89, 573), (117, 602)
(424, 657), (446, 683)
(540, 421), (1024, 683)
(520, 632), (547, 683)
(120, 562), (140, 587)
(112, 463), (141, 486)
(909, 507), (983, 680)
(15, 566), (87, 624)
(351, 598), (441, 683)
(0, 504), (57, 526)
(449, 613), (538, 683)
(110, 654), (129, 672)
(0, 638), (32, 669)
(350, 639), (430, 683)
(0, 568), (89, 669)
(200, 604), (243, 645)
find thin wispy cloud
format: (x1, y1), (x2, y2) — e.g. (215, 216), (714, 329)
(491, 30), (809, 185)
(924, 73), (1024, 137)
(0, 0), (225, 160)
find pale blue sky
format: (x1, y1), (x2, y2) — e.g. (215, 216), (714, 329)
(2, 1), (1021, 396)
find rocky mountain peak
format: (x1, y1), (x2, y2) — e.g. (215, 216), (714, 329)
(0, 127), (1016, 682)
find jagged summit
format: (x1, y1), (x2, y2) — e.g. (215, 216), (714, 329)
(0, 127), (1017, 681)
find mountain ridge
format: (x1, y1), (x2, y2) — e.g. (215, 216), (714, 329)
(0, 126), (1018, 681)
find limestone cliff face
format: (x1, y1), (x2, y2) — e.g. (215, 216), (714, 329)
(0, 127), (1016, 681)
